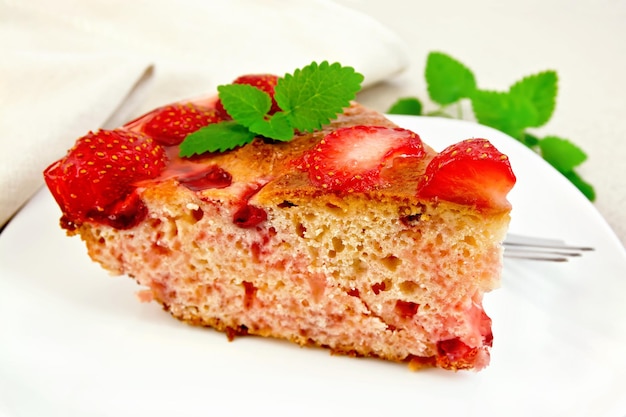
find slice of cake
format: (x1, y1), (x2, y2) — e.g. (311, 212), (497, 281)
(43, 63), (515, 371)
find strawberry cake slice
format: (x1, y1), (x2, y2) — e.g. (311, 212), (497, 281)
(43, 64), (515, 371)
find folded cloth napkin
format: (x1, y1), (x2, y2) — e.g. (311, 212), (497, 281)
(0, 0), (409, 228)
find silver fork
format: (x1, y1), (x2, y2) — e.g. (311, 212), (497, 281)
(503, 233), (594, 262)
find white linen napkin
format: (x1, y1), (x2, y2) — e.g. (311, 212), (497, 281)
(0, 0), (409, 228)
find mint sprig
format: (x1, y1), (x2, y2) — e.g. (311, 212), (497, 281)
(179, 122), (256, 154)
(388, 97), (422, 116)
(387, 51), (595, 201)
(276, 61), (365, 132)
(179, 61), (363, 157)
(425, 52), (477, 105)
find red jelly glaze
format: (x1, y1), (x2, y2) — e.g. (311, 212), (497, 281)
(347, 288), (360, 297)
(233, 204), (267, 228)
(61, 189), (148, 231)
(434, 308), (494, 368)
(479, 309), (494, 347)
(178, 165), (233, 191)
(242, 281), (257, 309)
(436, 337), (473, 362)
(394, 300), (420, 319)
(103, 190), (149, 229)
(371, 282), (386, 295)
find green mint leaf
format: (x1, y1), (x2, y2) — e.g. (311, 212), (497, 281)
(407, 51), (593, 201)
(424, 109), (453, 118)
(387, 97), (423, 115)
(218, 84), (271, 125)
(178, 61), (364, 156)
(471, 89), (537, 139)
(564, 170), (596, 201)
(425, 52), (477, 105)
(248, 112), (294, 141)
(538, 136), (587, 173)
(537, 136), (594, 200)
(275, 61), (364, 132)
(509, 71), (557, 128)
(521, 132), (541, 148)
(179, 121), (256, 156)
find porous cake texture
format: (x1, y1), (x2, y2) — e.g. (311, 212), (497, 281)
(54, 103), (511, 371)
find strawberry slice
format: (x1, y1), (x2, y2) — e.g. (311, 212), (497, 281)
(215, 74), (281, 118)
(299, 125), (425, 193)
(416, 138), (516, 210)
(140, 103), (224, 146)
(44, 129), (167, 228)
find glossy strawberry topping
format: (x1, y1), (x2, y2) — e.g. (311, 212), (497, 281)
(44, 129), (167, 229)
(417, 138), (516, 210)
(178, 165), (233, 191)
(436, 338), (477, 364)
(44, 90), (514, 234)
(140, 103), (225, 146)
(215, 74), (281, 119)
(233, 204), (267, 229)
(297, 125), (425, 193)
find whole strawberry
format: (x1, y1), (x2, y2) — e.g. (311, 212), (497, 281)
(140, 103), (224, 146)
(44, 129), (167, 228)
(215, 74), (281, 119)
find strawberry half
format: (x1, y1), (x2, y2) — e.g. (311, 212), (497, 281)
(215, 74), (281, 118)
(141, 103), (224, 146)
(44, 129), (167, 229)
(298, 125), (425, 193)
(416, 138), (516, 210)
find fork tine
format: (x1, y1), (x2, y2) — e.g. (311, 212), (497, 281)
(503, 248), (581, 262)
(504, 233), (594, 251)
(503, 233), (594, 262)
(503, 252), (571, 262)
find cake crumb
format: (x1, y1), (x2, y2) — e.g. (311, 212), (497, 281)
(136, 289), (154, 303)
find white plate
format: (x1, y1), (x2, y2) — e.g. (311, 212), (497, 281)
(1, 116), (625, 417)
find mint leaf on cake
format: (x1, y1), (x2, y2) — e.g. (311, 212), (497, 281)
(246, 112), (294, 141)
(274, 61), (364, 132)
(218, 83), (274, 127)
(179, 122), (256, 156)
(217, 83), (294, 141)
(180, 61), (364, 156)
